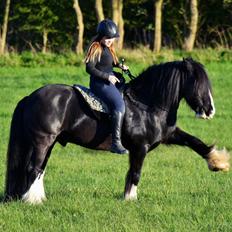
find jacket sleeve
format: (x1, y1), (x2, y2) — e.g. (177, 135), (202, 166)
(86, 60), (109, 80)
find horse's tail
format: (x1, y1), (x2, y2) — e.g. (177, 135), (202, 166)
(4, 96), (32, 201)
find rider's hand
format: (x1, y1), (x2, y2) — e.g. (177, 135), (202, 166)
(108, 75), (120, 85)
(119, 64), (129, 71)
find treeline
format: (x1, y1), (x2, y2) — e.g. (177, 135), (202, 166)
(0, 0), (231, 55)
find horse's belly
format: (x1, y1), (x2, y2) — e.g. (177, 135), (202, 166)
(63, 119), (112, 151)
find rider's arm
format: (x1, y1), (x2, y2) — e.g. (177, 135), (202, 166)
(86, 60), (109, 80)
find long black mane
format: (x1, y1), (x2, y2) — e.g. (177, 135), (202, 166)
(127, 58), (211, 110)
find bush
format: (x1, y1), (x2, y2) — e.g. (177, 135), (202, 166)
(0, 49), (231, 67)
(0, 53), (22, 66)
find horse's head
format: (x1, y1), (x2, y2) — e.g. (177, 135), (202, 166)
(183, 58), (215, 119)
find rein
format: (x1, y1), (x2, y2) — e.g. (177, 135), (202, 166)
(121, 59), (136, 80)
(122, 60), (179, 113)
(124, 88), (168, 113)
(121, 62), (152, 111)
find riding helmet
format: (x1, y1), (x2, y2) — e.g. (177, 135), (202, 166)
(97, 19), (119, 38)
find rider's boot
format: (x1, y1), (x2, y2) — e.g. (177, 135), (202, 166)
(110, 111), (128, 154)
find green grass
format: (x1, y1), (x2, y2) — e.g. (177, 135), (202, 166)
(0, 57), (232, 231)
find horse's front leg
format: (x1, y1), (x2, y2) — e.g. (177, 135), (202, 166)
(166, 127), (230, 172)
(124, 147), (147, 200)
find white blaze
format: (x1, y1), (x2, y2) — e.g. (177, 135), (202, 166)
(196, 90), (215, 119)
(209, 90), (215, 118)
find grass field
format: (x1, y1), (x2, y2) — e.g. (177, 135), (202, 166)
(0, 58), (232, 231)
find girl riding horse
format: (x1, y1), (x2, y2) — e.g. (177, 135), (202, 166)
(85, 19), (129, 154)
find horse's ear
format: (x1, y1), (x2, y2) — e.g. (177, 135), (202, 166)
(183, 57), (194, 73)
(183, 57), (194, 62)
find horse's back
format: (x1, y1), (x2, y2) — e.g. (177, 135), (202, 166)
(29, 84), (73, 101)
(24, 84), (77, 134)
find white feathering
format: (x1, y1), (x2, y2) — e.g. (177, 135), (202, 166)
(207, 147), (230, 172)
(125, 184), (138, 200)
(22, 172), (46, 204)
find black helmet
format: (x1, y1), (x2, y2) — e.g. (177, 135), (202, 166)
(97, 19), (119, 39)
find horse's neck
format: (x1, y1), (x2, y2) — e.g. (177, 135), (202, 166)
(125, 83), (182, 113)
(127, 75), (159, 102)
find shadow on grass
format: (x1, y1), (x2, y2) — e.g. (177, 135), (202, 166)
(114, 192), (125, 201)
(0, 193), (7, 204)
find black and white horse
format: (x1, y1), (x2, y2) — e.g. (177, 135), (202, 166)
(4, 58), (230, 204)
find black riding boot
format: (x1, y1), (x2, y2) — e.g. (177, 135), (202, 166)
(111, 111), (128, 154)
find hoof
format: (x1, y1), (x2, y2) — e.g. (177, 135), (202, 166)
(124, 184), (137, 200)
(207, 147), (230, 172)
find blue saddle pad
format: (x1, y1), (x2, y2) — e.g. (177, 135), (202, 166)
(73, 84), (110, 113)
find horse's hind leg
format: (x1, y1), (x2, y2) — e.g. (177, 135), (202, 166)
(5, 144), (33, 202)
(22, 139), (56, 204)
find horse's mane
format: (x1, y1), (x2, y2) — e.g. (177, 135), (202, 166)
(127, 58), (210, 110)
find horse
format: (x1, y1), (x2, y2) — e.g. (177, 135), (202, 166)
(4, 58), (230, 204)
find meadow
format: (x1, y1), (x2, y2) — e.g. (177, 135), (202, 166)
(0, 51), (232, 231)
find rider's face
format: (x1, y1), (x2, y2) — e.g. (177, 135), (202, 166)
(101, 37), (115, 47)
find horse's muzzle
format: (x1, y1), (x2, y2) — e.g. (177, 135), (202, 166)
(195, 109), (215, 120)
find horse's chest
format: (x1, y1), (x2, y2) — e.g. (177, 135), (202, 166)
(124, 111), (163, 143)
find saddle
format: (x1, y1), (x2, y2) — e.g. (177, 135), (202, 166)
(73, 73), (126, 114)
(73, 84), (110, 113)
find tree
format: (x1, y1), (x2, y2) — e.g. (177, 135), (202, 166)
(183, 0), (198, 51)
(112, 0), (119, 24)
(111, 0), (124, 50)
(118, 0), (124, 50)
(0, 0), (11, 55)
(95, 0), (104, 22)
(73, 0), (84, 54)
(153, 0), (163, 53)
(13, 0), (58, 53)
(3, 0), (232, 52)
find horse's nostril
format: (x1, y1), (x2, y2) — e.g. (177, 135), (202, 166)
(212, 167), (220, 172)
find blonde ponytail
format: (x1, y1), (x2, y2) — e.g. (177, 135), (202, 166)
(84, 42), (102, 63)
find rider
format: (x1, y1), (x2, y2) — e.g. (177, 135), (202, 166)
(85, 19), (129, 154)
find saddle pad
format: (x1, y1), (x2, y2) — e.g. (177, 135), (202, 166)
(73, 84), (109, 113)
